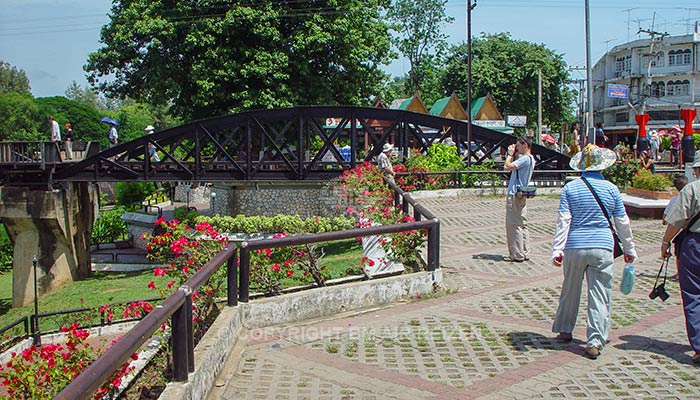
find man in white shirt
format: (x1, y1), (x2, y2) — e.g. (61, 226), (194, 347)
(48, 116), (60, 142)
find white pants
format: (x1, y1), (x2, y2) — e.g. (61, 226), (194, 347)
(552, 248), (614, 348)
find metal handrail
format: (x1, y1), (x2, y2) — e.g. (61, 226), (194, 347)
(56, 208), (439, 398)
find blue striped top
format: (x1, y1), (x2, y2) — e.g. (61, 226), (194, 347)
(559, 172), (626, 250)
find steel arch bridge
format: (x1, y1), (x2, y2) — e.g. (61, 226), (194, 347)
(0, 106), (570, 189)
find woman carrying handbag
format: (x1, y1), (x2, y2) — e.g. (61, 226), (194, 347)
(551, 144), (637, 360)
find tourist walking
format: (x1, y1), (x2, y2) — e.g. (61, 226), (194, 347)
(503, 136), (535, 262)
(551, 144), (637, 359)
(661, 152), (700, 364)
(145, 125), (160, 161)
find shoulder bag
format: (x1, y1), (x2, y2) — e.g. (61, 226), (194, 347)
(581, 177), (624, 258)
(515, 155), (537, 199)
(671, 210), (700, 257)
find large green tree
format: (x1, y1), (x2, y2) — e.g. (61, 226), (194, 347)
(442, 33), (575, 130)
(85, 0), (394, 119)
(386, 0), (453, 95)
(0, 61), (31, 95)
(0, 92), (40, 141)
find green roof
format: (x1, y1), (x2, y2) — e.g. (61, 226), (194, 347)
(429, 97), (450, 116)
(398, 98), (412, 110)
(469, 96), (486, 119)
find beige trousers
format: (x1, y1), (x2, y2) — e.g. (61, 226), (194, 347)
(505, 194), (529, 261)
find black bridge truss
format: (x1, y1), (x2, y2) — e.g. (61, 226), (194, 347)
(0, 106), (570, 189)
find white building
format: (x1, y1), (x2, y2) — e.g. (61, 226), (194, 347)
(591, 22), (700, 141)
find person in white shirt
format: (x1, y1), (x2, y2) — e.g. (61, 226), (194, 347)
(48, 116), (60, 142)
(108, 123), (118, 147)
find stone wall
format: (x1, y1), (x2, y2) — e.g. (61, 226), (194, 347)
(210, 182), (342, 218)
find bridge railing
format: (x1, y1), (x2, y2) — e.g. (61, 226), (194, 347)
(0, 141), (101, 165)
(55, 215), (439, 399)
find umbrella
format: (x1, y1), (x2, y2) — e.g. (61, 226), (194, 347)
(99, 117), (119, 126)
(541, 133), (556, 145)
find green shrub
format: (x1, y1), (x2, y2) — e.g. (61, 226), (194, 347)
(631, 168), (673, 191)
(172, 205), (200, 226)
(115, 181), (157, 207)
(602, 149), (637, 189)
(92, 206), (129, 244)
(196, 214), (355, 235)
(0, 224), (13, 273)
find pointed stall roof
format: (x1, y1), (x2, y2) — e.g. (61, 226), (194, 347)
(389, 92), (428, 114)
(470, 93), (503, 121)
(429, 92), (468, 120)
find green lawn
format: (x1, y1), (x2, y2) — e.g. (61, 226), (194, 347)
(0, 239), (364, 336)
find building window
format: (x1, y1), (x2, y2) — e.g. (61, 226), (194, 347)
(615, 112), (628, 123)
(615, 57), (625, 76)
(666, 80), (690, 96)
(651, 51), (665, 67)
(669, 49), (692, 66)
(614, 55), (631, 77)
(682, 49), (691, 65)
(651, 81), (667, 97)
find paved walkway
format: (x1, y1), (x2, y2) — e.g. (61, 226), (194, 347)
(207, 192), (699, 400)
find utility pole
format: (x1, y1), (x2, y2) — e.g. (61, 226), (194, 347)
(466, 0), (477, 167)
(537, 69), (542, 145)
(569, 66), (587, 148)
(585, 0), (595, 145)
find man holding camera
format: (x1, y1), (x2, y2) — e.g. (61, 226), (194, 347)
(551, 144), (637, 360)
(661, 153), (700, 364)
(503, 136), (535, 262)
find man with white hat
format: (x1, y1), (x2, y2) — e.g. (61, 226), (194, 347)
(551, 144), (637, 360)
(377, 143), (395, 183)
(145, 125), (159, 161)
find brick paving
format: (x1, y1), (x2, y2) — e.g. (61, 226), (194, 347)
(208, 192), (700, 400)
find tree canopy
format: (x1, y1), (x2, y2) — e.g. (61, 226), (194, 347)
(442, 33), (575, 129)
(0, 61), (31, 95)
(386, 0), (453, 95)
(85, 0), (394, 119)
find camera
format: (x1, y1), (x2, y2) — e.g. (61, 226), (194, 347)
(649, 283), (670, 301)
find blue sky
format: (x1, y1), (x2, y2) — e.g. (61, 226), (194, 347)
(1, 0), (699, 98)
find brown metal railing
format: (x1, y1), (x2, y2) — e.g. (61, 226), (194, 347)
(55, 197), (439, 399)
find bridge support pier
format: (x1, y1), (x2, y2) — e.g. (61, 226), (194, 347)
(0, 183), (97, 307)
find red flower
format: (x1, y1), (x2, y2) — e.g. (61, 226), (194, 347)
(147, 281), (156, 290)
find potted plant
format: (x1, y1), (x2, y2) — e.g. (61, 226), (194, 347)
(626, 168), (676, 200)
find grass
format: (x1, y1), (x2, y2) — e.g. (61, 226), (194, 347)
(0, 270), (156, 334)
(0, 239), (364, 334)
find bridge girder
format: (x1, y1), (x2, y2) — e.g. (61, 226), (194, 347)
(1, 106), (570, 188)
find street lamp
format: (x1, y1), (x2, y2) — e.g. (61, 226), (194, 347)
(185, 186), (191, 209)
(466, 0), (477, 167)
(32, 256), (41, 347)
(210, 192), (216, 214)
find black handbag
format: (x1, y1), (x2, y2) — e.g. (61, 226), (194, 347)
(581, 177), (624, 259)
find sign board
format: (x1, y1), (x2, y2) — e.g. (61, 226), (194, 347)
(507, 115), (527, 127)
(473, 120), (506, 128)
(607, 84), (629, 99)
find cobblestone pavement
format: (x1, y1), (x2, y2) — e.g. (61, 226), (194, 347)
(208, 192), (700, 400)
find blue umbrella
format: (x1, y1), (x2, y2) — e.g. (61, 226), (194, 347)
(99, 117), (119, 126)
